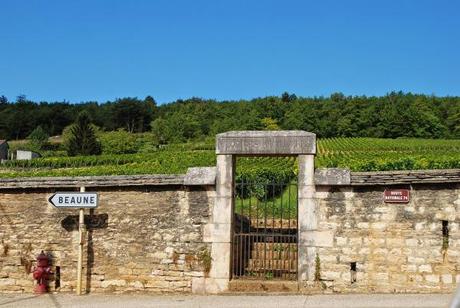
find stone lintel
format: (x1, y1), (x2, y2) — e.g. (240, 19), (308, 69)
(216, 131), (316, 155)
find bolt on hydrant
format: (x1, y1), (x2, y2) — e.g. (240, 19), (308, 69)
(32, 251), (52, 293)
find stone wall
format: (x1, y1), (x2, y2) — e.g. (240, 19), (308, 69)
(314, 183), (460, 293)
(0, 185), (214, 293)
(1, 168), (460, 294)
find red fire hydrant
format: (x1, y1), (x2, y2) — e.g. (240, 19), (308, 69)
(32, 251), (52, 294)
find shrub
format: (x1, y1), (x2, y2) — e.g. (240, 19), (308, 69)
(99, 129), (139, 154)
(27, 126), (49, 150)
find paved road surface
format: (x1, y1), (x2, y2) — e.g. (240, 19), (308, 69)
(0, 293), (453, 308)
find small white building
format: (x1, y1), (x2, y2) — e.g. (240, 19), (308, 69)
(16, 150), (41, 160)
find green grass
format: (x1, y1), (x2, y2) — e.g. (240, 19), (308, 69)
(235, 181), (298, 219)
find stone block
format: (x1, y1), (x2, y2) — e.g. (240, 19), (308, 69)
(298, 184), (315, 200)
(216, 155), (234, 198)
(336, 237), (348, 246)
(386, 238), (404, 247)
(349, 237), (363, 246)
(298, 155), (315, 187)
(205, 278), (229, 294)
(375, 272), (389, 281)
(357, 222), (369, 229)
(408, 256), (425, 264)
(320, 254), (338, 262)
(145, 280), (170, 289)
(298, 246), (316, 281)
(0, 279), (15, 286)
(323, 271), (341, 280)
(425, 275), (440, 283)
(315, 189), (329, 199)
(191, 277), (206, 294)
(101, 279), (127, 288)
(203, 223), (231, 243)
(418, 265), (432, 273)
(192, 277), (229, 294)
(405, 239), (419, 247)
(442, 274), (453, 284)
(216, 131), (316, 155)
(298, 198), (318, 231)
(403, 264), (417, 273)
(314, 168), (351, 186)
(209, 242), (231, 279)
(184, 167), (216, 185)
(128, 281), (145, 289)
(184, 271), (203, 277)
(212, 196), (233, 224)
(299, 230), (334, 247)
(371, 222), (387, 231)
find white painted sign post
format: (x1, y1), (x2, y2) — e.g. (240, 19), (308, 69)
(49, 188), (98, 295)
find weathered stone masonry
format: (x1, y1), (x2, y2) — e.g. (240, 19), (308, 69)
(0, 171), (216, 293)
(314, 169), (460, 294)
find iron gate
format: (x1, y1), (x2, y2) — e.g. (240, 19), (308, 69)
(232, 181), (298, 280)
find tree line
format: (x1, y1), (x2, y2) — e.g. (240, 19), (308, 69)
(0, 92), (459, 142)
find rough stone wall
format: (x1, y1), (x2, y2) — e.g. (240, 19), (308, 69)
(315, 183), (460, 293)
(0, 186), (213, 293)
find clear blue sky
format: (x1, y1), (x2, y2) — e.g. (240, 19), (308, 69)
(1, 0), (459, 104)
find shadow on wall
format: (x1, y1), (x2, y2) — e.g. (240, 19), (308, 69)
(60, 211), (108, 293)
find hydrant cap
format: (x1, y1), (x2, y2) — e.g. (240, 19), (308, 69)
(37, 250), (47, 261)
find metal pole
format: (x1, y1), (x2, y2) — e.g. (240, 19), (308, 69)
(76, 186), (85, 295)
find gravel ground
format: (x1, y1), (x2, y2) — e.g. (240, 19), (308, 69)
(0, 293), (453, 308)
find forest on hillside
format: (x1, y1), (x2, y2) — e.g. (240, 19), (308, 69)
(0, 92), (459, 142)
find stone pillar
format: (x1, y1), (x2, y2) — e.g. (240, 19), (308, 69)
(206, 154), (234, 293)
(298, 154), (317, 281)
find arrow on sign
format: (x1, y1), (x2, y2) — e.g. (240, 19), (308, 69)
(48, 192), (98, 208)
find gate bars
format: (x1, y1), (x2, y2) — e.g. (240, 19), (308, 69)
(232, 181), (298, 280)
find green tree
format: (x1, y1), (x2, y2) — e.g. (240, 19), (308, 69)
(260, 117), (280, 130)
(27, 126), (49, 150)
(281, 92), (297, 103)
(112, 97), (153, 133)
(99, 129), (138, 154)
(151, 113), (201, 144)
(66, 111), (101, 156)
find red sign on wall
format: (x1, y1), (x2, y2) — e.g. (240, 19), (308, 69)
(383, 189), (410, 203)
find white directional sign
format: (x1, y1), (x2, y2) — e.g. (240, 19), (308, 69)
(49, 192), (98, 208)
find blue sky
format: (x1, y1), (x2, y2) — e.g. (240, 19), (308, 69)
(0, 0), (459, 104)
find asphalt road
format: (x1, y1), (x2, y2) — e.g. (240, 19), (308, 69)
(0, 293), (453, 308)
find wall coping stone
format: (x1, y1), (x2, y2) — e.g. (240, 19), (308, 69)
(216, 130), (316, 155)
(0, 167), (216, 189)
(350, 169), (460, 186)
(315, 168), (351, 185)
(184, 167), (217, 185)
(0, 167), (459, 189)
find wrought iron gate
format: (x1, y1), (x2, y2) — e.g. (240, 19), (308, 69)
(232, 181), (298, 280)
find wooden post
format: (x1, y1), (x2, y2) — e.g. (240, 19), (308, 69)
(76, 186), (85, 295)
